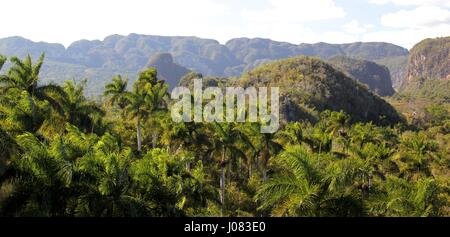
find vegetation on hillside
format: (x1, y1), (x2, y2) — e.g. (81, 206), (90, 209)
(0, 54), (448, 217)
(237, 56), (402, 124)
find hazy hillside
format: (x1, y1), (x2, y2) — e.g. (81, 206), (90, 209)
(225, 38), (409, 76)
(145, 53), (190, 91)
(328, 56), (395, 96)
(375, 55), (408, 90)
(0, 35), (410, 94)
(234, 56), (403, 125)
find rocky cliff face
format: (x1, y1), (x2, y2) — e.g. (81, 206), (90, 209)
(402, 37), (450, 89)
(374, 55), (408, 90)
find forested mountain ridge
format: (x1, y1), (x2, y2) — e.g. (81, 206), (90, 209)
(234, 56), (402, 124)
(0, 35), (409, 94)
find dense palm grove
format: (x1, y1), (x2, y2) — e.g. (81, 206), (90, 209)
(0, 54), (448, 217)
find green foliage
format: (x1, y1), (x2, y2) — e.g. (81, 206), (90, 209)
(238, 56), (403, 125)
(0, 54), (448, 217)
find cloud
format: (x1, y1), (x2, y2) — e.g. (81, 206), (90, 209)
(0, 0), (350, 46)
(0, 0), (232, 46)
(381, 5), (450, 28)
(343, 20), (375, 34)
(231, 0), (348, 44)
(365, 0), (450, 48)
(242, 0), (345, 23)
(1, 0), (445, 49)
(362, 23), (450, 48)
(368, 0), (450, 7)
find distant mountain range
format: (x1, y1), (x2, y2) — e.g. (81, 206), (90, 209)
(0, 34), (410, 95)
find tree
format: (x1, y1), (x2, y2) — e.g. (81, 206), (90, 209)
(0, 54), (65, 134)
(0, 131), (75, 216)
(0, 55), (6, 71)
(123, 68), (169, 152)
(368, 176), (445, 217)
(1, 54), (64, 104)
(0, 89), (52, 134)
(255, 146), (363, 217)
(278, 122), (304, 146)
(398, 131), (437, 174)
(104, 75), (129, 114)
(52, 80), (104, 133)
(210, 122), (250, 215)
(246, 123), (282, 181)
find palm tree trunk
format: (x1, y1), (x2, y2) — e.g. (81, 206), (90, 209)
(137, 119), (142, 152)
(152, 133), (157, 148)
(220, 166), (225, 204)
(249, 157), (253, 179)
(220, 148), (226, 216)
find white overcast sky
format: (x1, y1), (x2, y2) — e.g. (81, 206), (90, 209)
(0, 0), (449, 49)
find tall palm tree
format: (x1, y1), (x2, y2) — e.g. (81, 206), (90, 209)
(210, 122), (250, 215)
(0, 54), (65, 130)
(124, 68), (169, 152)
(246, 123), (282, 181)
(1, 54), (64, 100)
(104, 75), (129, 114)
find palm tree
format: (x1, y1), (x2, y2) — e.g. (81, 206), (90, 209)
(246, 123), (282, 181)
(368, 176), (444, 217)
(0, 89), (51, 134)
(0, 55), (6, 71)
(255, 145), (363, 217)
(278, 122), (304, 146)
(399, 131), (437, 173)
(49, 80), (104, 133)
(124, 68), (169, 152)
(104, 75), (129, 114)
(210, 122), (250, 215)
(303, 122), (333, 155)
(0, 126), (15, 176)
(1, 54), (64, 101)
(349, 122), (377, 149)
(0, 131), (74, 216)
(0, 54), (65, 132)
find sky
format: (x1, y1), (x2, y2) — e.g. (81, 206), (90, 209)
(0, 0), (449, 49)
